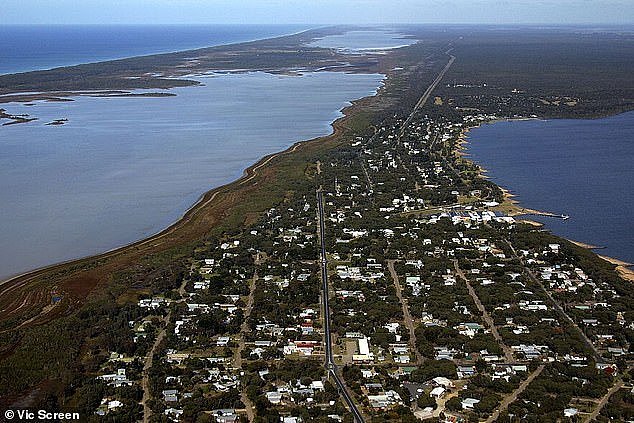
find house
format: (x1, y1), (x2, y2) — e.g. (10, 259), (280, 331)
(361, 368), (377, 378)
(266, 391), (283, 404)
(107, 400), (122, 410)
(162, 389), (179, 403)
(461, 398), (480, 410)
(433, 376), (453, 388)
(164, 408), (184, 420)
(457, 365), (475, 378)
(430, 386), (445, 398)
(384, 322), (400, 334)
(548, 244), (560, 253)
(353, 337), (373, 362)
(367, 390), (402, 410)
(216, 337), (231, 347)
(414, 407), (434, 420)
(310, 381), (324, 391)
(97, 369), (133, 387)
(210, 409), (239, 423)
(193, 280), (210, 290)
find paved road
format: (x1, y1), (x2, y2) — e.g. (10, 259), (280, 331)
(398, 53), (456, 141)
(317, 189), (365, 423)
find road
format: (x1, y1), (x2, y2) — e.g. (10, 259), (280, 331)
(234, 259), (259, 422)
(583, 378), (624, 423)
(398, 53), (456, 141)
(140, 277), (189, 422)
(317, 189), (365, 423)
(141, 309), (170, 423)
(504, 240), (604, 362)
(387, 260), (424, 365)
(453, 259), (515, 363)
(485, 364), (545, 423)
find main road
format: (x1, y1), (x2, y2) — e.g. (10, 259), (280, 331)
(317, 188), (365, 423)
(398, 51), (456, 141)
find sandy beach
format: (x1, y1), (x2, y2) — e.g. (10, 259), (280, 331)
(599, 255), (634, 282)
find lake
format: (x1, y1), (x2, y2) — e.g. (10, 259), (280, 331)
(308, 29), (415, 52)
(466, 112), (634, 265)
(0, 71), (384, 279)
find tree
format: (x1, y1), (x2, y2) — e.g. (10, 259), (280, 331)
(446, 397), (462, 412)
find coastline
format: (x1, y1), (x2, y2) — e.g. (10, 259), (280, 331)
(1, 28), (631, 326)
(0, 90), (375, 285)
(0, 24), (410, 330)
(0, 25), (318, 77)
(0, 72), (385, 281)
(457, 119), (558, 218)
(1, 26), (633, 415)
(0, 25), (378, 97)
(459, 116), (634, 276)
(567, 239), (634, 280)
(0, 81), (388, 333)
(599, 256), (634, 282)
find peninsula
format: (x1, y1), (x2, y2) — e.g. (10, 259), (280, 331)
(1, 25), (633, 423)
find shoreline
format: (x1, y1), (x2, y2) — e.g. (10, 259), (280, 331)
(0, 82), (382, 287)
(0, 88), (382, 333)
(0, 25), (384, 97)
(458, 116), (634, 273)
(568, 239), (634, 280)
(456, 119), (558, 219)
(2, 32), (632, 329)
(0, 73), (386, 282)
(0, 25), (320, 78)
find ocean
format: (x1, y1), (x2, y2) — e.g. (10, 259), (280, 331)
(0, 24), (310, 75)
(466, 112), (634, 265)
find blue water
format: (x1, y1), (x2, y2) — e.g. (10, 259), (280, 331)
(467, 112), (634, 265)
(0, 72), (384, 279)
(0, 24), (310, 75)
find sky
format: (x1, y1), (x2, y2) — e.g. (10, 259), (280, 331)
(1, 0), (633, 25)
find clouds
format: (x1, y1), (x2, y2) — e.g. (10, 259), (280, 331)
(2, 0), (632, 25)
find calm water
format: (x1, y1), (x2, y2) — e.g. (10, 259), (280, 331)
(0, 72), (384, 279)
(0, 24), (310, 75)
(467, 112), (634, 265)
(308, 29), (415, 52)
